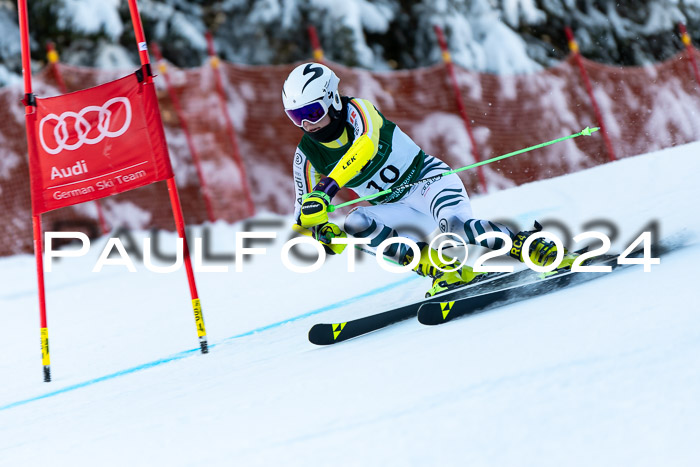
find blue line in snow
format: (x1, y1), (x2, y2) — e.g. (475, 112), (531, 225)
(0, 349), (199, 412)
(219, 275), (418, 341)
(0, 275), (418, 412)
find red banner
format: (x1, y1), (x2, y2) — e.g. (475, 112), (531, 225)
(28, 72), (173, 214)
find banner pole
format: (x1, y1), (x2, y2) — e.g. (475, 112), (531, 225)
(679, 23), (700, 88)
(18, 0), (32, 98)
(304, 25), (360, 202)
(565, 27), (616, 162)
(18, 0), (51, 382)
(205, 32), (256, 218)
(434, 25), (488, 194)
(151, 41), (217, 223)
(45, 42), (68, 93)
(307, 25), (325, 62)
(127, 0), (208, 353)
(33, 217), (51, 382)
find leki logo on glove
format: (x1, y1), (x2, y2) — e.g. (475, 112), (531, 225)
(302, 202), (323, 213)
(39, 97), (132, 155)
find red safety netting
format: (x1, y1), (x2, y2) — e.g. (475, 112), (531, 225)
(1, 49), (699, 256)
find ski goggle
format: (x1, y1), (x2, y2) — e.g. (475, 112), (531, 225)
(285, 100), (328, 127)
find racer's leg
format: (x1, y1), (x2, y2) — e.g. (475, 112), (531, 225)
(410, 154), (515, 249)
(343, 202), (432, 263)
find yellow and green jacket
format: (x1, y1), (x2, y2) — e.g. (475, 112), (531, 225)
(292, 97), (424, 218)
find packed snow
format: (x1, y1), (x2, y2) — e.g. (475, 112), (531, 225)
(1, 141), (699, 466)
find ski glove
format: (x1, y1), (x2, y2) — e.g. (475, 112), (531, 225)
(313, 223), (347, 255)
(291, 222), (348, 255)
(299, 177), (340, 228)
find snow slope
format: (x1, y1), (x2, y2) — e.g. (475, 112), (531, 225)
(1, 142), (699, 466)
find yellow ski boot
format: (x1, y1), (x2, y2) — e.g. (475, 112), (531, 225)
(425, 266), (484, 297)
(403, 244), (486, 297)
(509, 222), (578, 271)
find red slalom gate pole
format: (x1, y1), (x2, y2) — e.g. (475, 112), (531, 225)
(46, 42), (68, 93)
(18, 0), (51, 381)
(307, 25), (324, 62)
(679, 23), (700, 89)
(46, 42), (110, 235)
(434, 25), (488, 194)
(151, 42), (216, 222)
(205, 31), (255, 217)
(305, 25), (361, 202)
(565, 26), (616, 162)
(127, 0), (208, 354)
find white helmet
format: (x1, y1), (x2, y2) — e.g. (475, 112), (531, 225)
(282, 62), (342, 127)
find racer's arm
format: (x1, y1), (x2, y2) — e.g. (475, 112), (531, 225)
(299, 99), (383, 227)
(292, 148), (322, 232)
(292, 148), (348, 255)
(326, 98), (382, 187)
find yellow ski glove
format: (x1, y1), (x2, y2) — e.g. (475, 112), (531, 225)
(292, 222), (347, 255)
(313, 223), (347, 255)
(299, 190), (332, 227)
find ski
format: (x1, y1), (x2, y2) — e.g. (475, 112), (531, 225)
(308, 268), (535, 345)
(308, 300), (422, 345)
(307, 247), (596, 345)
(416, 245), (662, 325)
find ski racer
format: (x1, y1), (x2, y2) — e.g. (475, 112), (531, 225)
(283, 62), (576, 296)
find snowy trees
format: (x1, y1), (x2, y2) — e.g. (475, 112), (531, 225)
(516, 0), (699, 67)
(2, 0), (700, 86)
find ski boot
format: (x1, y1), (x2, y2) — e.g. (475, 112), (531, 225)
(425, 266), (485, 297)
(509, 221), (578, 271)
(403, 244), (485, 297)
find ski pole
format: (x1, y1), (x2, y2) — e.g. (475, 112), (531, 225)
(327, 127), (600, 212)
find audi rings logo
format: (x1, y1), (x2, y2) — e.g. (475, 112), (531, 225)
(39, 97), (132, 155)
